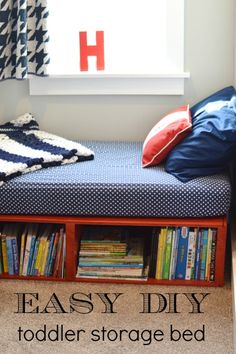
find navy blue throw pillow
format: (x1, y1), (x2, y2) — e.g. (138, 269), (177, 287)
(165, 86), (236, 182)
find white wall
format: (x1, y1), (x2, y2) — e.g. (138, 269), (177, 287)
(0, 0), (235, 141)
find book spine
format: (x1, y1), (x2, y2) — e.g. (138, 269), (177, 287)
(169, 228), (176, 280)
(170, 228), (179, 280)
(57, 232), (65, 278)
(78, 262), (143, 267)
(194, 229), (201, 280)
(38, 237), (47, 276)
(53, 230), (64, 277)
(209, 229), (217, 281)
(6, 237), (14, 275)
(175, 227), (189, 280)
(185, 229), (195, 280)
(205, 228), (213, 281)
(45, 233), (55, 277)
(27, 235), (36, 276)
(22, 235), (32, 276)
(162, 228), (173, 279)
(12, 236), (19, 275)
(48, 232), (59, 276)
(199, 229), (208, 280)
(19, 233), (26, 276)
(35, 236), (43, 275)
(41, 238), (50, 276)
(155, 228), (166, 279)
(61, 232), (66, 278)
(30, 238), (40, 275)
(190, 228), (198, 280)
(1, 235), (8, 273)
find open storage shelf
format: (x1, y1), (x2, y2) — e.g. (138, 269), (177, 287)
(0, 214), (227, 286)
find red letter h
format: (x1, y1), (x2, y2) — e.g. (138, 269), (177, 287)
(79, 31), (105, 71)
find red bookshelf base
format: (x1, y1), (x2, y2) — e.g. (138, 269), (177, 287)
(0, 214), (227, 286)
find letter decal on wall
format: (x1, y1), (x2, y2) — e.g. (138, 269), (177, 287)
(79, 31), (105, 71)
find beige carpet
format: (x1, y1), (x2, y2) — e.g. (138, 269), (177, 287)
(0, 277), (233, 354)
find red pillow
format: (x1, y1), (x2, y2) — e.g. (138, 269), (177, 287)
(142, 105), (192, 167)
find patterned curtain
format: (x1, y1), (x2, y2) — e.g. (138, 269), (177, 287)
(0, 0), (49, 80)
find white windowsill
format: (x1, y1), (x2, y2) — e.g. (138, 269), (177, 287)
(29, 73), (190, 96)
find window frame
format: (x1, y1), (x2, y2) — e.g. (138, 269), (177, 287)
(29, 0), (189, 96)
(29, 73), (189, 95)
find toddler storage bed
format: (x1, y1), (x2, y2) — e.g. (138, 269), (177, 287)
(0, 141), (231, 286)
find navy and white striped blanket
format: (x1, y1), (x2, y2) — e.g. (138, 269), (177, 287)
(0, 113), (94, 186)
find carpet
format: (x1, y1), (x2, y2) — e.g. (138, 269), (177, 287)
(0, 277), (233, 354)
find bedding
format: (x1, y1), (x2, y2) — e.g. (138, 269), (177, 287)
(0, 141), (231, 218)
(142, 105), (192, 167)
(0, 113), (94, 186)
(165, 86), (236, 182)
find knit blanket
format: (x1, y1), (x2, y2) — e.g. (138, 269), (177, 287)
(0, 113), (94, 186)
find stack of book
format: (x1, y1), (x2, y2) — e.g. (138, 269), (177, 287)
(150, 226), (217, 281)
(76, 226), (147, 280)
(0, 223), (66, 278)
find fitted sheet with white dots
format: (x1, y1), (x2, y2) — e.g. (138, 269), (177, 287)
(0, 141), (231, 218)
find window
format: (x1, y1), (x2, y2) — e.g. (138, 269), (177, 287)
(29, 0), (189, 95)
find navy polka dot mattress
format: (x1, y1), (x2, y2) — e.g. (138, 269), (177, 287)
(0, 141), (231, 218)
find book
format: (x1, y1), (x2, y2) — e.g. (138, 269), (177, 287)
(149, 228), (159, 278)
(48, 232), (60, 276)
(57, 231), (66, 278)
(199, 229), (208, 281)
(45, 233), (55, 277)
(205, 228), (213, 281)
(77, 226), (146, 280)
(175, 227), (189, 279)
(169, 228), (179, 280)
(53, 229), (64, 277)
(1, 234), (8, 273)
(35, 235), (44, 275)
(77, 274), (148, 281)
(6, 236), (14, 275)
(19, 227), (27, 276)
(185, 228), (197, 280)
(77, 266), (144, 278)
(1, 223), (20, 274)
(162, 228), (173, 280)
(22, 233), (32, 276)
(30, 237), (40, 275)
(27, 235), (36, 275)
(61, 231), (66, 278)
(209, 229), (217, 281)
(22, 224), (38, 276)
(194, 228), (201, 280)
(11, 236), (19, 275)
(40, 237), (50, 276)
(190, 228), (198, 280)
(155, 228), (167, 279)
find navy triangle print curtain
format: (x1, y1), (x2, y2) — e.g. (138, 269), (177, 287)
(0, 0), (50, 80)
